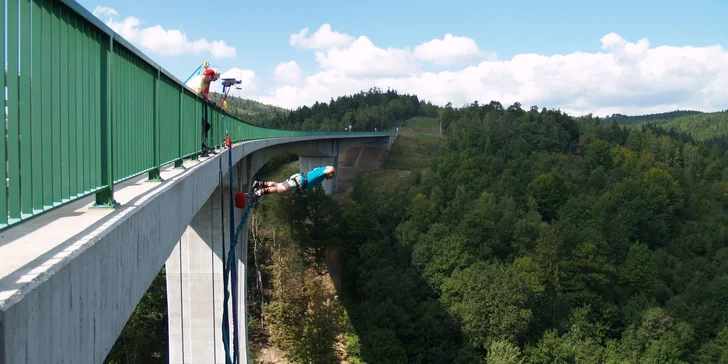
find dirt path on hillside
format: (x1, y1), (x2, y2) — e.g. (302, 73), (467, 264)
(333, 145), (392, 200)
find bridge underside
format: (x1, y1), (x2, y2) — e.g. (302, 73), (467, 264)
(0, 134), (395, 364)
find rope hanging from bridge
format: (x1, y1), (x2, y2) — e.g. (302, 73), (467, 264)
(220, 130), (250, 364)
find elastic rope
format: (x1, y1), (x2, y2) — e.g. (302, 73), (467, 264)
(217, 155), (225, 363)
(221, 209), (251, 363)
(184, 64), (202, 84)
(228, 141), (240, 364)
(221, 144), (244, 364)
(220, 155), (232, 364)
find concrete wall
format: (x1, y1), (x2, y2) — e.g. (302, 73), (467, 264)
(166, 183), (248, 364)
(0, 134), (392, 364)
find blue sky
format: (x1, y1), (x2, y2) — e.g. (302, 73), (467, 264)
(78, 0), (728, 115)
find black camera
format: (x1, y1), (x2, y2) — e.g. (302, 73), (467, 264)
(221, 78), (242, 87)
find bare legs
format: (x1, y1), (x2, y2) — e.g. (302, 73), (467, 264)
(253, 180), (291, 196)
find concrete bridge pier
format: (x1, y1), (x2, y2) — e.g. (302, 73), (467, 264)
(165, 158), (251, 364)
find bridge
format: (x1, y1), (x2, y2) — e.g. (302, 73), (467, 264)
(0, 0), (396, 363)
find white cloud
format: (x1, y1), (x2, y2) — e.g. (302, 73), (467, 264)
(92, 6), (236, 58)
(257, 30), (728, 116)
(314, 36), (418, 78)
(289, 24), (354, 50)
(414, 33), (493, 65)
(92, 6), (117, 18)
(274, 61), (303, 86)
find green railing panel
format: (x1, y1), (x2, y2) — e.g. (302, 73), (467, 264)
(7, 0), (20, 222)
(211, 107), (223, 147)
(64, 5), (76, 201)
(81, 15), (104, 193)
(80, 12), (91, 192)
(159, 74), (182, 165)
(74, 9), (88, 196)
(181, 90), (200, 157)
(1, 0), (7, 226)
(93, 26), (103, 190)
(3, 2), (21, 222)
(59, 3), (70, 202)
(20, 0), (32, 214)
(230, 115), (244, 142)
(51, 0), (61, 205)
(41, 0), (52, 205)
(111, 43), (155, 182)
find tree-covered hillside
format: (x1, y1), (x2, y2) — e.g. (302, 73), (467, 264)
(606, 110), (728, 152)
(603, 110), (705, 125)
(105, 92), (728, 363)
(333, 101), (728, 363)
(213, 87), (439, 132)
(279, 88), (439, 132)
(209, 91), (289, 126)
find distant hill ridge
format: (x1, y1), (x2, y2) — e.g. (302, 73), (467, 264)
(602, 109), (707, 125)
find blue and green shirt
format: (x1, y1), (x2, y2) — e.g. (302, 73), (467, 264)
(304, 167), (327, 189)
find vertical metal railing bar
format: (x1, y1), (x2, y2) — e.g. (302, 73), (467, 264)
(59, 3), (70, 202)
(30, 0), (42, 212)
(7, 0), (21, 221)
(20, 0), (32, 215)
(50, 0), (60, 205)
(73, 6), (81, 197)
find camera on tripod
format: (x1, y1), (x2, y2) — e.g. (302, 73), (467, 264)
(221, 78), (242, 88)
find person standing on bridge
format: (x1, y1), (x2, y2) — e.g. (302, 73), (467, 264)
(186, 67), (220, 101)
(252, 165), (336, 197)
(186, 68), (220, 152)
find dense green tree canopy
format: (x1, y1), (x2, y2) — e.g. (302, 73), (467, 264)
(107, 92), (728, 364)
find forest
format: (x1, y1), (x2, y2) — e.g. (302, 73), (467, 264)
(209, 92), (290, 126)
(104, 96), (728, 363)
(243, 101), (728, 363)
(605, 110), (728, 152)
(603, 110), (707, 125)
(213, 87), (439, 132)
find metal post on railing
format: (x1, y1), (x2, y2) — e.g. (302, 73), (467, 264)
(148, 68), (162, 181)
(200, 102), (210, 157)
(174, 88), (184, 169)
(94, 34), (117, 207)
(191, 97), (200, 161)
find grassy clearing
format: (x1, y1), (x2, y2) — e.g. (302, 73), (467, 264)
(400, 117), (439, 132)
(383, 134), (442, 170)
(258, 160), (300, 183)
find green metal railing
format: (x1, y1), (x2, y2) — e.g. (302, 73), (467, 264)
(1, 0), (395, 231)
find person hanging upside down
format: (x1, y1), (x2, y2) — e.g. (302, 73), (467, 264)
(253, 166), (336, 197)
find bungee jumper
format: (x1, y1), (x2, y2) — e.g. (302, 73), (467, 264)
(252, 165), (336, 198)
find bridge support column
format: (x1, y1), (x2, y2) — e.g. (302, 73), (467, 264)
(165, 160), (250, 364)
(298, 155), (339, 194)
